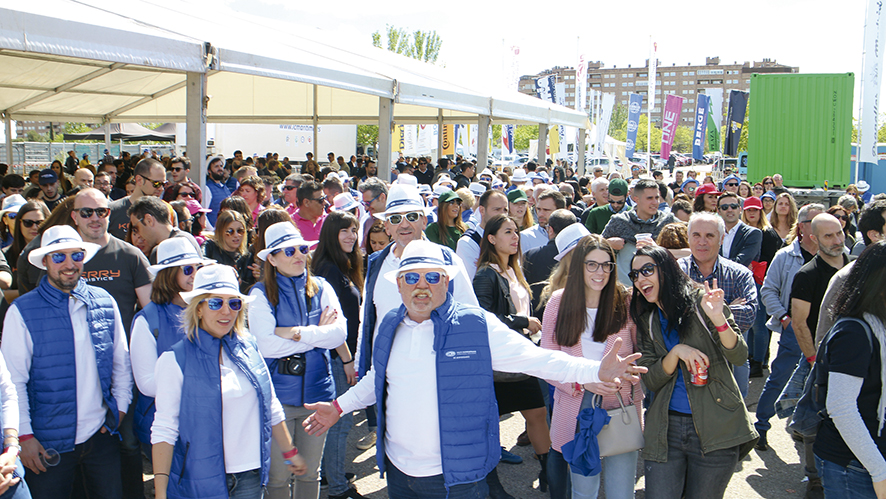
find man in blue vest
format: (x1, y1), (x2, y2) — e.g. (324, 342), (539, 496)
(304, 241), (646, 499)
(1, 225), (133, 498)
(204, 156), (236, 227)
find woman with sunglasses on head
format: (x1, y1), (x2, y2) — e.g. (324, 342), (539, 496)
(311, 211), (367, 499)
(130, 238), (214, 456)
(248, 222), (347, 499)
(541, 234), (641, 499)
(629, 245), (757, 499)
(425, 190), (466, 251)
(203, 210), (251, 289)
(472, 214), (548, 498)
(4, 201), (48, 292)
(152, 265), (307, 499)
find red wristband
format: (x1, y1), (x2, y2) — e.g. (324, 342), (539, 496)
(807, 355), (816, 363)
(714, 323), (729, 333)
(332, 400), (343, 415)
(19, 434), (33, 442)
(282, 448), (298, 459)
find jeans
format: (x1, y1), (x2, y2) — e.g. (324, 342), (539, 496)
(0, 459), (30, 499)
(734, 328), (750, 398)
(571, 450), (638, 499)
(321, 357), (355, 495)
(815, 456), (877, 499)
(748, 283), (772, 363)
(644, 414), (739, 499)
(119, 398), (145, 499)
(266, 404), (328, 499)
(227, 469), (262, 499)
(384, 457), (488, 499)
(755, 324), (802, 433)
(25, 430), (122, 499)
(546, 448), (571, 499)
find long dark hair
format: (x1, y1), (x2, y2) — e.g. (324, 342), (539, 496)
(629, 245), (697, 337)
(8, 201), (50, 263)
(477, 214), (530, 294)
(831, 241), (886, 325)
(555, 235), (627, 346)
(435, 196), (467, 241)
(312, 211), (364, 293)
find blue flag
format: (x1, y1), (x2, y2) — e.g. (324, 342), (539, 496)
(692, 94), (709, 160)
(625, 93), (642, 159)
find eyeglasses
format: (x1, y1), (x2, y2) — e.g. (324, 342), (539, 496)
(718, 203), (740, 211)
(77, 207), (111, 219)
(3, 213), (14, 220)
(446, 198), (463, 205)
(311, 195), (328, 204)
(628, 263), (657, 282)
(271, 246), (309, 257)
(178, 191), (195, 198)
(200, 297), (243, 311)
(835, 214), (850, 222)
(398, 271), (443, 285)
(169, 167), (184, 173)
(282, 185), (297, 191)
(139, 174), (167, 190)
(181, 264), (202, 276)
(363, 191), (383, 208)
(763, 181), (774, 186)
(386, 212), (422, 225)
(724, 183), (739, 187)
(585, 260), (615, 274)
(21, 219), (43, 228)
(609, 199), (626, 206)
(50, 251), (85, 264)
(225, 228), (246, 236)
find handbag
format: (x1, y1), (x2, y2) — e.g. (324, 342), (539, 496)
(595, 386), (644, 457)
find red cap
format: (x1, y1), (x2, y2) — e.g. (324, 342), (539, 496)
(695, 183), (722, 196)
(743, 196), (764, 210)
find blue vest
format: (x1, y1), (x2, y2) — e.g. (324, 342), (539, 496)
(205, 179), (233, 226)
(253, 274), (335, 407)
(17, 277), (119, 453)
(358, 242), (456, 377)
(132, 302), (185, 445)
(168, 328), (274, 499)
(372, 294), (500, 489)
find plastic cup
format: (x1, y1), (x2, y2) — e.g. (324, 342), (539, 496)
(40, 448), (60, 467)
(636, 233), (653, 245)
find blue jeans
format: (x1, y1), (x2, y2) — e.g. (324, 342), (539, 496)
(644, 414), (739, 499)
(546, 448), (571, 499)
(0, 460), (30, 499)
(571, 450), (638, 499)
(755, 324), (803, 432)
(385, 457), (488, 499)
(748, 283), (772, 363)
(321, 356), (356, 495)
(25, 430), (122, 499)
(815, 456), (877, 499)
(226, 469), (262, 499)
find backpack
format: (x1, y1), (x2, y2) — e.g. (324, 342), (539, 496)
(788, 317), (874, 437)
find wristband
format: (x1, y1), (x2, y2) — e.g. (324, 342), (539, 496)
(714, 322), (729, 333)
(342, 359), (354, 365)
(780, 314), (790, 323)
(332, 399), (343, 415)
(807, 355), (816, 364)
(282, 447), (298, 459)
(154, 473), (169, 477)
(19, 434), (33, 442)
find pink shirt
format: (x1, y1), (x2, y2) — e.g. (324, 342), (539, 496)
(292, 208), (326, 241)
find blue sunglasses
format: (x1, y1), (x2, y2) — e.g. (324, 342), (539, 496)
(201, 297), (243, 311)
(181, 264), (201, 276)
(271, 245), (309, 257)
(399, 271), (443, 285)
(50, 251), (85, 264)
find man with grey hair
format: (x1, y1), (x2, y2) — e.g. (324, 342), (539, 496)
(678, 212), (757, 396)
(589, 177), (610, 208)
(755, 202), (824, 451)
(359, 177), (388, 248)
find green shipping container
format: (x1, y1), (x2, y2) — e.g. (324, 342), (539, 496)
(747, 73), (854, 188)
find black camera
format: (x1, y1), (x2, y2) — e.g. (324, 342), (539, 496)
(277, 354), (306, 376)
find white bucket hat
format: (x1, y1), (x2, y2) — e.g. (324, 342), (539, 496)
(257, 221), (317, 261)
(0, 194), (27, 219)
(147, 237), (215, 276)
(857, 180), (871, 193)
(396, 174), (418, 187)
(383, 240), (460, 283)
(432, 184), (451, 198)
(469, 182), (486, 197)
(378, 184), (431, 219)
(554, 223), (591, 261)
(511, 169), (529, 183)
(179, 264), (256, 304)
(417, 184), (432, 196)
(479, 168), (495, 181)
(29, 225), (100, 270)
(331, 193), (361, 212)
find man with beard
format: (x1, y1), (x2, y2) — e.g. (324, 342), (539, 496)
(2, 225), (132, 497)
(108, 158), (167, 240)
(203, 156), (235, 227)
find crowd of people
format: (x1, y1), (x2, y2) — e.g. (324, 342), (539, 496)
(0, 147), (880, 499)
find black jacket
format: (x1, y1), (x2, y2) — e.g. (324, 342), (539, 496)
(523, 240), (559, 320)
(720, 222), (762, 267)
(472, 265), (529, 333)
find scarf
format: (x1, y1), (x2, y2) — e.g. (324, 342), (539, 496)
(863, 312), (886, 437)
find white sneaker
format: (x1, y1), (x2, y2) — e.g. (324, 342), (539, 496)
(356, 432), (376, 450)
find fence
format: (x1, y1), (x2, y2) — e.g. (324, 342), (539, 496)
(0, 142), (176, 175)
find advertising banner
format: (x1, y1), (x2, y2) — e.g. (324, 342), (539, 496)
(626, 93), (642, 158)
(692, 94), (709, 160)
(441, 125), (455, 156)
(535, 75), (556, 102)
(502, 124), (514, 155)
(594, 93), (615, 157)
(576, 54), (587, 112)
(724, 90), (749, 157)
(859, 0), (886, 164)
(660, 94), (684, 158)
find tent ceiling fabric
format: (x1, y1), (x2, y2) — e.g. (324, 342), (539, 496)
(0, 1), (588, 129)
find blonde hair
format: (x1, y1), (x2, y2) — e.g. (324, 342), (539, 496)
(182, 292), (247, 342)
(455, 188), (475, 208)
(213, 210), (249, 255)
(538, 256), (573, 309)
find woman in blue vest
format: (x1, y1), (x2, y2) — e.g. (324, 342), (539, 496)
(129, 238), (215, 456)
(248, 222), (347, 499)
(152, 265), (306, 499)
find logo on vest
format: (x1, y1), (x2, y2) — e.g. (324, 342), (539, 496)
(444, 350), (477, 360)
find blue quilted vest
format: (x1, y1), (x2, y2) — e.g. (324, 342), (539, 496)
(132, 302), (185, 445)
(205, 179), (233, 226)
(358, 242), (456, 377)
(17, 277), (119, 453)
(167, 328), (274, 499)
(372, 294), (500, 489)
(253, 273), (335, 407)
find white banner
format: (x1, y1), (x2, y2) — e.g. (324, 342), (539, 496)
(648, 41), (657, 115)
(417, 125), (432, 155)
(469, 125), (478, 155)
(404, 125), (417, 155)
(576, 54), (587, 112)
(503, 42), (521, 91)
(595, 93), (616, 156)
(707, 88), (724, 133)
(860, 0), (886, 164)
(555, 82), (567, 107)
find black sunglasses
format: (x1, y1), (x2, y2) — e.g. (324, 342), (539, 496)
(139, 174), (167, 190)
(77, 207), (111, 219)
(271, 246), (309, 257)
(21, 219), (43, 228)
(724, 182), (738, 187)
(629, 263), (657, 283)
(718, 203), (741, 211)
(178, 191), (195, 198)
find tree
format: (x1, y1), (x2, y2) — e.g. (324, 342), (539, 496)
(357, 125), (378, 148)
(608, 104), (628, 137)
(372, 25), (443, 64)
(672, 125), (694, 153)
(514, 125), (538, 151)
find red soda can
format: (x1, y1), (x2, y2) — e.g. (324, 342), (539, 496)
(690, 361), (708, 386)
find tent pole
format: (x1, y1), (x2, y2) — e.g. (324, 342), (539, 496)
(3, 114), (12, 167)
(104, 120), (111, 158)
(577, 128), (587, 176)
(538, 124), (548, 167)
(478, 116), (490, 172)
(312, 85), (319, 161)
(186, 72), (208, 197)
(437, 110), (444, 162)
(378, 98), (394, 182)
